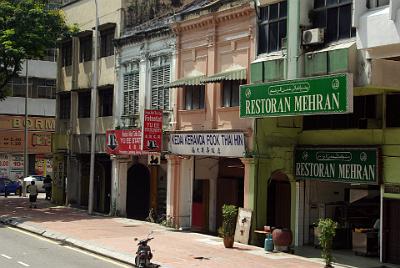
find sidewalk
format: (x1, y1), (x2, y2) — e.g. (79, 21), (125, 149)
(0, 195), (384, 268)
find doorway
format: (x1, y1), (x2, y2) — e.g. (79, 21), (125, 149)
(267, 171), (291, 229)
(126, 163), (150, 220)
(383, 198), (400, 264)
(192, 179), (210, 232)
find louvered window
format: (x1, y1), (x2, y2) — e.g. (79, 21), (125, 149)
(151, 65), (170, 110)
(123, 72), (139, 115)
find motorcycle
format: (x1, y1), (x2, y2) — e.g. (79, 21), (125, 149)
(134, 231), (158, 268)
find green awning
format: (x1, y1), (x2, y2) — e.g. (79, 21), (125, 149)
(165, 75), (205, 88)
(200, 68), (247, 83)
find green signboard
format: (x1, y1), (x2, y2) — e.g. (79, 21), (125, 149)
(240, 73), (353, 118)
(294, 147), (379, 184)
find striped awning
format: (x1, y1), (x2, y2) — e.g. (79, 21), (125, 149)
(200, 68), (247, 83)
(165, 75), (206, 88)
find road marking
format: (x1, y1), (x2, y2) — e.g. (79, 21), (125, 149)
(64, 246), (130, 268)
(1, 254), (12, 259)
(7, 227), (58, 245)
(7, 227), (129, 268)
(17, 261), (30, 267)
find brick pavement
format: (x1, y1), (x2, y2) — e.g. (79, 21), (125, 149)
(0, 195), (368, 268)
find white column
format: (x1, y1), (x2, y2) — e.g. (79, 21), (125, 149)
(110, 156), (118, 215)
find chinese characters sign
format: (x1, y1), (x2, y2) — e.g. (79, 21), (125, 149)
(294, 147), (379, 184)
(142, 110), (163, 152)
(0, 131), (52, 154)
(168, 132), (246, 157)
(240, 73), (353, 117)
(106, 129), (143, 155)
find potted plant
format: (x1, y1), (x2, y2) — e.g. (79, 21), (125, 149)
(318, 218), (338, 268)
(218, 204), (238, 248)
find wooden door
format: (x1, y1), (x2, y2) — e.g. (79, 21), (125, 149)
(383, 199), (400, 264)
(192, 179), (209, 232)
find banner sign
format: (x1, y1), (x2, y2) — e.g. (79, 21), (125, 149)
(168, 132), (246, 157)
(240, 73), (353, 118)
(106, 129), (143, 155)
(142, 110), (163, 152)
(294, 147), (379, 184)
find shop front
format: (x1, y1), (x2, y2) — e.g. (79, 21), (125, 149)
(167, 131), (249, 233)
(294, 147), (381, 258)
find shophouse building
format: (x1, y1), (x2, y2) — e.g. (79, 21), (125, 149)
(53, 0), (124, 209)
(166, 0), (256, 233)
(243, 0), (400, 264)
(111, 1), (192, 218)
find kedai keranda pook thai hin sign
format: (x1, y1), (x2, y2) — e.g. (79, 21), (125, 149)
(168, 132), (246, 157)
(240, 73), (353, 117)
(294, 147), (380, 185)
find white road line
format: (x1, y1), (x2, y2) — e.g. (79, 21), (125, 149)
(1, 254), (12, 259)
(64, 246), (130, 268)
(17, 261), (30, 267)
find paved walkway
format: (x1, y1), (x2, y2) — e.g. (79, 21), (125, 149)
(0, 195), (394, 268)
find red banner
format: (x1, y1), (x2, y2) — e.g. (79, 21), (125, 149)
(106, 129), (143, 155)
(142, 110), (163, 152)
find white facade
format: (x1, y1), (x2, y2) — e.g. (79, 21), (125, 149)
(111, 28), (176, 216)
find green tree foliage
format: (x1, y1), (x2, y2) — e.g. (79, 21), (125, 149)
(0, 0), (75, 99)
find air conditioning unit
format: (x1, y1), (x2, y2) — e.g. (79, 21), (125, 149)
(302, 28), (324, 45)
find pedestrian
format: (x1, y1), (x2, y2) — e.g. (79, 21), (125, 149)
(28, 181), (38, 208)
(44, 175), (52, 200)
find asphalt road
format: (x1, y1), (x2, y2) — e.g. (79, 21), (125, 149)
(0, 225), (130, 268)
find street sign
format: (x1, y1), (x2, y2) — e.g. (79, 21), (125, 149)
(240, 73), (353, 118)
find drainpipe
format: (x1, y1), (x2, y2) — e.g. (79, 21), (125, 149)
(287, 0), (301, 247)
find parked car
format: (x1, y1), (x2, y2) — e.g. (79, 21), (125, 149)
(0, 177), (22, 196)
(23, 175), (45, 192)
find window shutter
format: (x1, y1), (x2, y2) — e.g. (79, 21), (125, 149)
(123, 72), (139, 115)
(151, 64), (170, 110)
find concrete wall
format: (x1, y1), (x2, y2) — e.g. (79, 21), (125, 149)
(20, 60), (57, 79)
(0, 97), (55, 117)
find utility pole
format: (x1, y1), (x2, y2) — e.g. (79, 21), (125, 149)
(88, 0), (99, 214)
(23, 60), (29, 197)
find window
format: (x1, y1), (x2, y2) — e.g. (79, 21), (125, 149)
(258, 1), (287, 54)
(80, 36), (92, 62)
(59, 93), (71, 119)
(98, 87), (113, 117)
(386, 94), (400, 127)
(151, 65), (171, 110)
(78, 91), (91, 118)
(221, 80), (245, 107)
(100, 28), (114, 58)
(303, 95), (379, 130)
(312, 0), (355, 43)
(367, 0), (389, 8)
(61, 40), (72, 66)
(123, 72), (139, 115)
(184, 86), (205, 110)
(7, 77), (55, 99)
(36, 79), (56, 99)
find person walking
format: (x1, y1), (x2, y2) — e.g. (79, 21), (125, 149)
(28, 181), (38, 208)
(44, 175), (52, 200)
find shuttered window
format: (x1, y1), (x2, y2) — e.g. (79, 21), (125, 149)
(123, 72), (139, 115)
(151, 65), (171, 110)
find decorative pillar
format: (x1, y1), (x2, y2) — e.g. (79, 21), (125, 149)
(240, 157), (255, 210)
(166, 154), (181, 222)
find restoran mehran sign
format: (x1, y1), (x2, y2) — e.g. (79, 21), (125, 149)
(168, 132), (246, 157)
(240, 73), (353, 117)
(294, 147), (379, 184)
